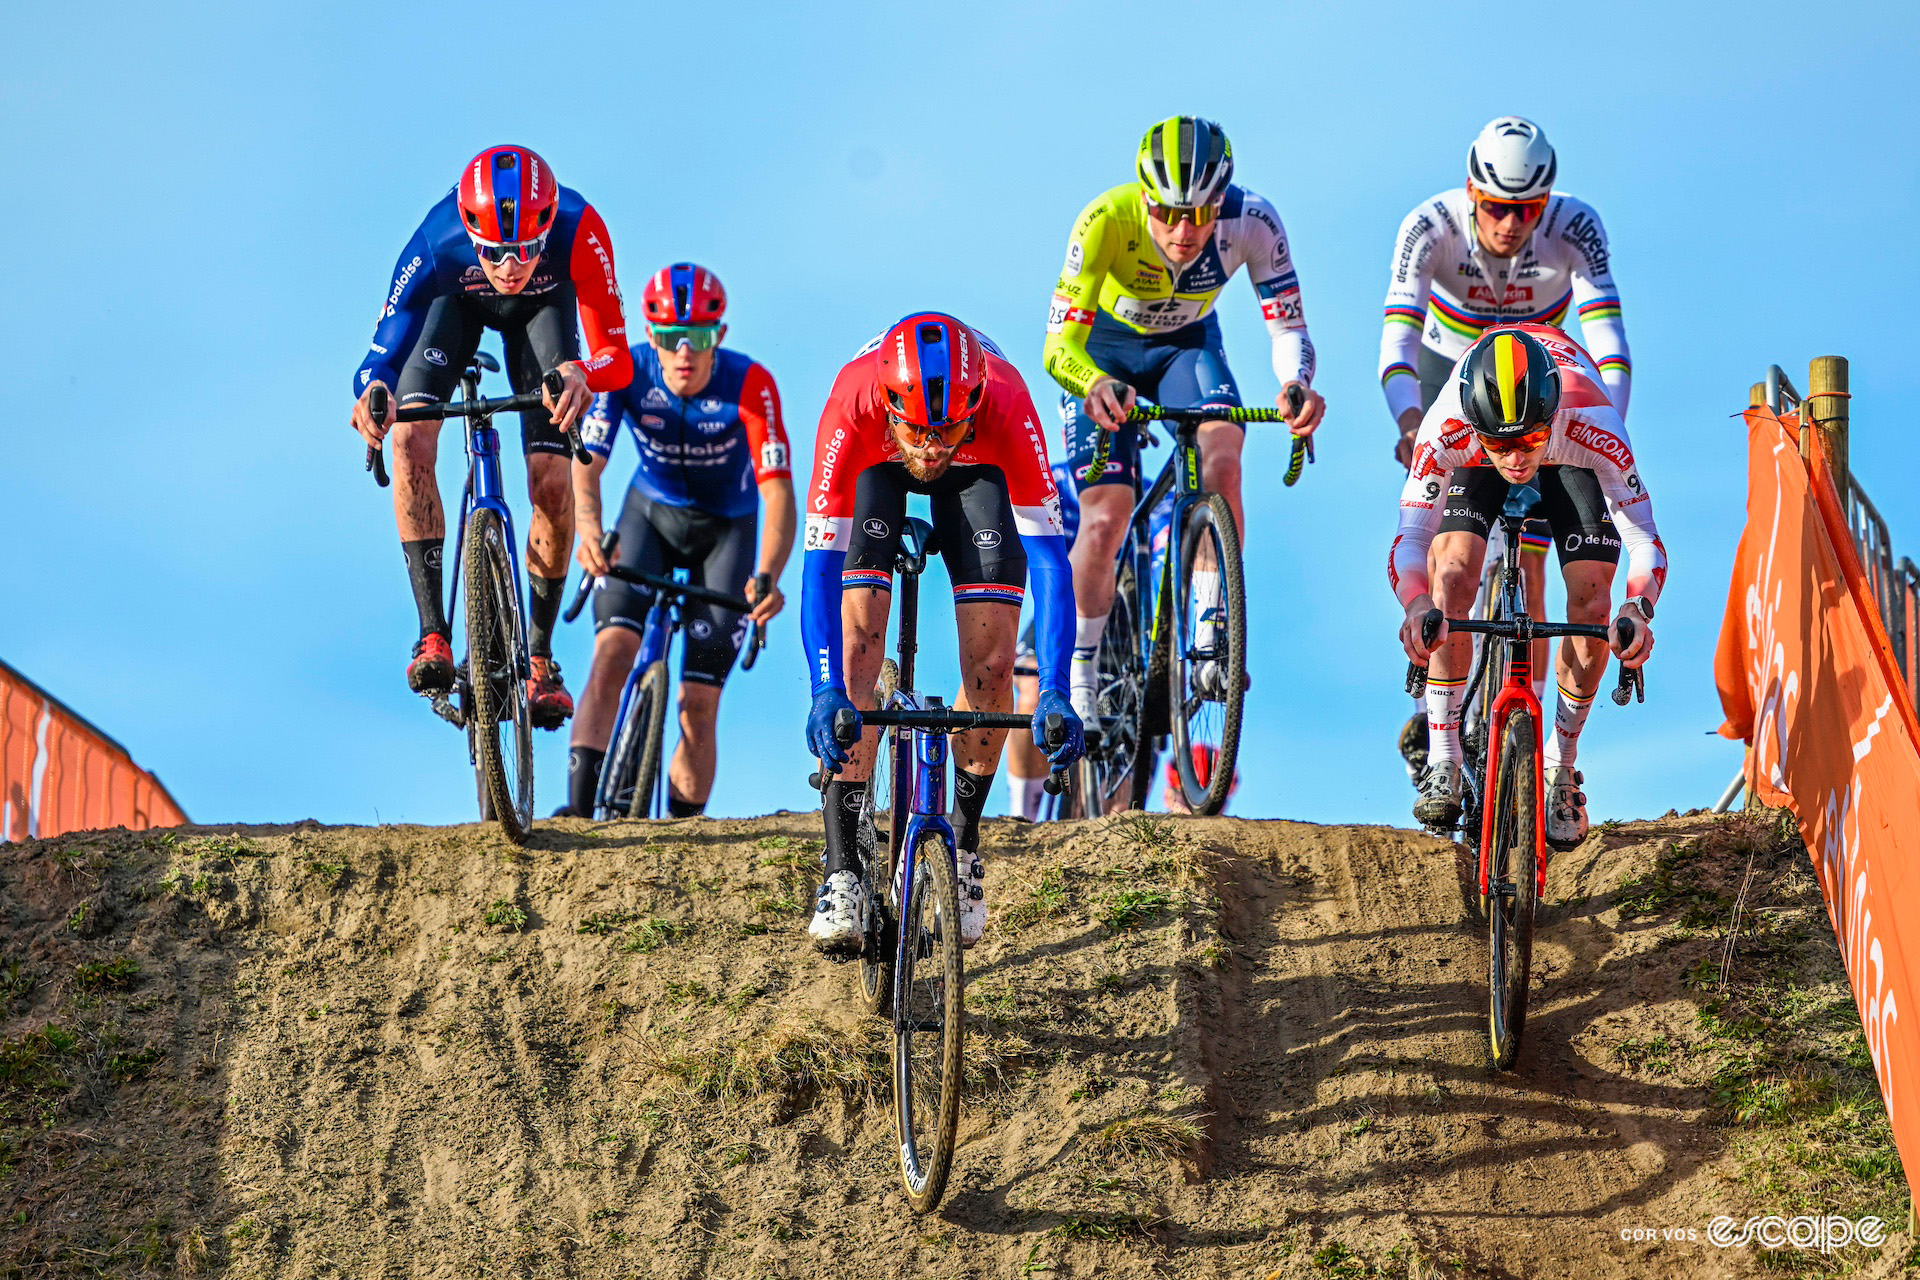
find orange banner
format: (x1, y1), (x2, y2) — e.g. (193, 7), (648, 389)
(0, 660), (186, 841)
(1716, 406), (1920, 1180)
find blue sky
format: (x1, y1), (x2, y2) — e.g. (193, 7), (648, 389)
(4, 1), (1916, 828)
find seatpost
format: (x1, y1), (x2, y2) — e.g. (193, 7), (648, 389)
(897, 562), (920, 695)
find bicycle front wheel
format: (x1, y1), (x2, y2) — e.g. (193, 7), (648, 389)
(1487, 709), (1539, 1070)
(626, 661), (670, 819)
(894, 827), (964, 1213)
(1071, 561), (1145, 818)
(464, 508), (535, 843)
(1168, 493), (1246, 815)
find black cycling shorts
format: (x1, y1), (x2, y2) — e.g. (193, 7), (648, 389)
(1437, 465), (1621, 567)
(594, 489), (758, 687)
(843, 463), (1027, 602)
(395, 286), (581, 456)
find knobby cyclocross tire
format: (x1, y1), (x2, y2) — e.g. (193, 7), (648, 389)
(1169, 493), (1246, 815)
(859, 660), (901, 1017)
(894, 827), (963, 1213)
(626, 661), (670, 819)
(464, 509), (535, 843)
(1072, 561), (1145, 818)
(1487, 709), (1539, 1070)
(1132, 556), (1173, 811)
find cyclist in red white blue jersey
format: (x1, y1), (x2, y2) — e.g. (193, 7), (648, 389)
(564, 264), (795, 818)
(801, 314), (1084, 954)
(349, 145), (633, 729)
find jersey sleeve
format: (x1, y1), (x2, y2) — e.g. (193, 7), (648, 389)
(800, 362), (882, 695)
(1239, 194), (1316, 388)
(1388, 390), (1477, 608)
(1552, 410), (1668, 608)
(580, 385), (625, 459)
(1561, 201), (1631, 417)
(1041, 192), (1120, 400)
(353, 225), (437, 396)
(1379, 201), (1444, 422)
(739, 362), (792, 482)
(982, 364), (1073, 697)
(566, 203), (635, 394)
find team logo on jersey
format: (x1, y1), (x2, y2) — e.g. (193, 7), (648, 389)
(695, 419), (730, 434)
(973, 530), (1001, 550)
(699, 397), (723, 413)
(639, 414), (665, 429)
(864, 518), (889, 539)
(425, 348), (447, 366)
(1065, 240), (1084, 275)
(643, 387), (670, 409)
(689, 620), (713, 640)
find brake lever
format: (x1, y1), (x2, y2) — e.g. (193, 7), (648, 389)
(1611, 617), (1646, 706)
(365, 384), (391, 488)
(1405, 609), (1444, 697)
(545, 369), (593, 465)
(563, 530), (620, 624)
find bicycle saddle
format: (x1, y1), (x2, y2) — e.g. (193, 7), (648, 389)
(468, 351), (502, 375)
(1502, 481), (1541, 518)
(897, 517), (935, 576)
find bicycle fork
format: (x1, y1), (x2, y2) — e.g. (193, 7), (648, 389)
(1477, 648), (1547, 903)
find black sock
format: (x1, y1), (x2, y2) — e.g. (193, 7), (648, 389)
(402, 539), (448, 638)
(822, 779), (868, 877)
(567, 746), (605, 816)
(951, 766), (994, 854)
(528, 574), (567, 658)
(667, 795), (705, 819)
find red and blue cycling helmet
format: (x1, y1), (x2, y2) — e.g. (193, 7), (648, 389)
(458, 145), (558, 263)
(641, 263), (727, 326)
(876, 312), (989, 445)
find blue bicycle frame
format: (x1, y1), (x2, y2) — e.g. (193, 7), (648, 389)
(592, 584), (680, 817)
(446, 415), (527, 683)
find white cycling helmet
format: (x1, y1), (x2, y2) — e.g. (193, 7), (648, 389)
(1466, 116), (1556, 201)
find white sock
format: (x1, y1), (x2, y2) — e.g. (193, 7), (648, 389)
(1191, 569), (1222, 652)
(1544, 680), (1595, 769)
(1007, 773), (1047, 822)
(1426, 674), (1467, 767)
(1071, 614), (1106, 696)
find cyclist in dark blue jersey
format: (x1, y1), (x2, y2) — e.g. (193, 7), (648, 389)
(563, 264), (795, 817)
(349, 145), (633, 728)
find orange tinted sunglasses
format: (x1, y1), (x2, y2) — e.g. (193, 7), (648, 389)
(1473, 191), (1550, 222)
(1476, 426), (1552, 456)
(889, 413), (973, 448)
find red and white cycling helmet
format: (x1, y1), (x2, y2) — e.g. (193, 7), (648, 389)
(875, 312), (989, 435)
(641, 263), (727, 326)
(458, 145), (558, 253)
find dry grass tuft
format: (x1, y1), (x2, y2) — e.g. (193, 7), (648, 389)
(639, 1016), (886, 1105)
(1082, 1111), (1207, 1165)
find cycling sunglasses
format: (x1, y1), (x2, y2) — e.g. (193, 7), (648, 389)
(651, 324), (723, 353)
(1476, 426), (1553, 456)
(1474, 194), (1550, 222)
(471, 233), (548, 265)
(888, 412), (974, 449)
(1144, 197), (1219, 228)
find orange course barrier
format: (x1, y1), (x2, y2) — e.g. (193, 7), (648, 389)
(1716, 406), (1920, 1182)
(0, 659), (186, 841)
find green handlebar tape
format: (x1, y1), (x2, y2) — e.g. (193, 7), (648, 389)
(1284, 436), (1306, 487)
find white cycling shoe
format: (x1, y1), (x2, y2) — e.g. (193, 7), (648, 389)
(1546, 767), (1590, 849)
(808, 870), (867, 957)
(1070, 681), (1100, 728)
(956, 851), (988, 948)
(1413, 760), (1464, 827)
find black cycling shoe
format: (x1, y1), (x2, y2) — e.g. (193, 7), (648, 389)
(1399, 711), (1430, 782)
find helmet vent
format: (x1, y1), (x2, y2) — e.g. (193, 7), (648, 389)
(495, 152), (517, 172)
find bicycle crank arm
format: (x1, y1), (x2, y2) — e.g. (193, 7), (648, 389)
(428, 693), (466, 729)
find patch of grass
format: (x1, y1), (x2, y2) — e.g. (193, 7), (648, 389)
(74, 956), (141, 990)
(725, 984), (766, 1015)
(621, 918), (683, 953)
(1002, 866), (1070, 929)
(1048, 1212), (1157, 1241)
(1082, 1111), (1205, 1165)
(640, 1016), (886, 1104)
(308, 859), (346, 885)
(195, 833), (265, 858)
(0, 957), (32, 1010)
(1097, 886), (1174, 933)
(1614, 1034), (1683, 1075)
(664, 981), (711, 1007)
(108, 1045), (163, 1083)
(484, 899), (528, 931)
(579, 908), (643, 937)
(1068, 1075), (1114, 1102)
(718, 1141), (760, 1168)
(0, 1025), (80, 1092)
(738, 922), (770, 938)
(65, 901), (91, 934)
(1118, 815), (1174, 849)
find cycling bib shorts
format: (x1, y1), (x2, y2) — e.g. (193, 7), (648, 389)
(841, 464), (1028, 599)
(1061, 311), (1242, 491)
(595, 489), (757, 686)
(395, 287), (581, 456)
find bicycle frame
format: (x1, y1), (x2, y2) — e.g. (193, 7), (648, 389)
(445, 367), (526, 687)
(1108, 429), (1206, 726)
(1472, 536), (1546, 901)
(593, 592), (680, 817)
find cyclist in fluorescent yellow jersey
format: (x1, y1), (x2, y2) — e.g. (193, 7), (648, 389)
(1043, 116), (1324, 721)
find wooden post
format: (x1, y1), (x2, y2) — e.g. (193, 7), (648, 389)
(1808, 356), (1850, 491)
(1749, 382), (1766, 409)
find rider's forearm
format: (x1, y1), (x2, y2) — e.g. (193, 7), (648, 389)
(1020, 533), (1075, 698)
(1378, 319), (1424, 422)
(757, 478), (796, 578)
(1268, 328), (1316, 389)
(1042, 323), (1109, 401)
(573, 456), (608, 533)
(800, 550), (847, 695)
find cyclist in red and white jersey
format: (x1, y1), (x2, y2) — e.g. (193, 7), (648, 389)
(1392, 326), (1665, 846)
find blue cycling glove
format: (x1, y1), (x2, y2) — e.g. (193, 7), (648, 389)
(1032, 690), (1086, 767)
(807, 687), (860, 772)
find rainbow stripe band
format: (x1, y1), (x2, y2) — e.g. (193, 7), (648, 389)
(1382, 362), (1417, 387)
(1384, 304), (1426, 328)
(1520, 528), (1551, 555)
(954, 583), (1025, 607)
(1578, 296), (1623, 321)
(842, 568), (893, 591)
(1597, 355), (1632, 375)
(1428, 290), (1573, 340)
